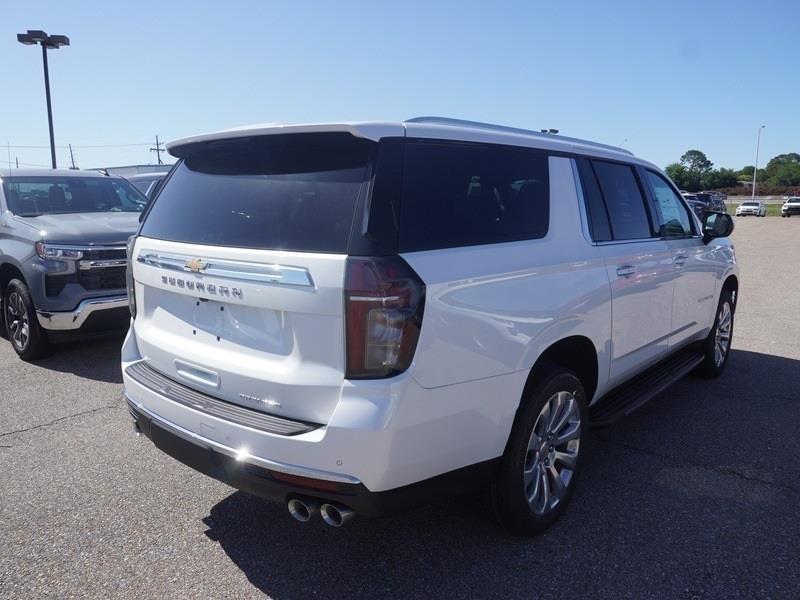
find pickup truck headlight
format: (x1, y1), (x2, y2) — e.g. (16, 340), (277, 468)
(35, 242), (84, 260)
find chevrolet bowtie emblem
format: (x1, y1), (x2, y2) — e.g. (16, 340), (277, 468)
(184, 258), (209, 273)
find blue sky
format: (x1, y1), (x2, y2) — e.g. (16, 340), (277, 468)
(1, 0), (797, 170)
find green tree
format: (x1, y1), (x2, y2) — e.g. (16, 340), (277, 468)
(704, 168), (739, 189)
(673, 149), (713, 191)
(763, 153), (800, 186)
(665, 163), (689, 189)
(680, 149), (713, 174)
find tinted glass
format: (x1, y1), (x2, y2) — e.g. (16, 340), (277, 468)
(3, 177), (146, 216)
(591, 161), (652, 240)
(399, 142), (549, 251)
(645, 171), (693, 237)
(576, 158), (612, 241)
(130, 179), (153, 193)
(140, 134), (372, 252)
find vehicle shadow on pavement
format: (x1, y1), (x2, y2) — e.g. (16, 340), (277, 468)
(200, 349), (800, 599)
(29, 333), (126, 384)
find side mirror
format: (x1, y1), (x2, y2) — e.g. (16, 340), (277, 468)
(702, 212), (734, 243)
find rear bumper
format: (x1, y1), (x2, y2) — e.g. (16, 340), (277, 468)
(121, 326), (522, 499)
(37, 295), (129, 331)
(127, 395), (498, 517)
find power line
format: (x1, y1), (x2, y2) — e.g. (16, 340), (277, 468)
(5, 142), (151, 149)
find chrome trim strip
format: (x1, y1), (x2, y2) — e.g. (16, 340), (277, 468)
(615, 321), (698, 361)
(79, 259), (128, 270)
(124, 392), (361, 485)
(137, 250), (314, 287)
(41, 244), (127, 252)
(37, 295), (128, 330)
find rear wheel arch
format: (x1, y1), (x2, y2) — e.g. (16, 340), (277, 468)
(521, 336), (599, 410)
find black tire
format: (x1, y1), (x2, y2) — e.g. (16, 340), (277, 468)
(3, 278), (51, 360)
(697, 288), (734, 378)
(489, 364), (588, 535)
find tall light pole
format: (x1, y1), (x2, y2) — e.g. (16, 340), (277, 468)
(751, 125), (765, 201)
(17, 30), (70, 169)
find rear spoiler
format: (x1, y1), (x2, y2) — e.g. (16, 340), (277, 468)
(167, 122), (403, 159)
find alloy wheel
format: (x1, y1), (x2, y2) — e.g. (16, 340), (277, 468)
(714, 301), (732, 367)
(523, 390), (581, 515)
(6, 291), (30, 351)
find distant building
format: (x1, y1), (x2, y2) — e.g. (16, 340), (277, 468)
(88, 164), (173, 178)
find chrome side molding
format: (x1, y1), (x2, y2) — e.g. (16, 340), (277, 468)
(137, 250), (314, 287)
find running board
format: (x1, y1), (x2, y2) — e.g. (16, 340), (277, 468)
(590, 349), (704, 427)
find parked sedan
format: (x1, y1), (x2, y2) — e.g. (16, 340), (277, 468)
(736, 201), (767, 217)
(781, 197), (800, 217)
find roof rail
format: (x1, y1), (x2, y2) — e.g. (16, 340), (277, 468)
(405, 116), (634, 156)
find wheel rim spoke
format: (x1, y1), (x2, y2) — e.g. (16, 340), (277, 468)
(554, 449), (578, 470)
(554, 421), (580, 445)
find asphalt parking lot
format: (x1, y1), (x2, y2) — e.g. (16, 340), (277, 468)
(1, 218), (798, 599)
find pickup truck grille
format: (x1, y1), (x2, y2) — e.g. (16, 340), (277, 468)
(82, 248), (127, 261)
(79, 266), (127, 290)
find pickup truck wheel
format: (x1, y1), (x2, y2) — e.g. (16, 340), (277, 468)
(489, 365), (587, 535)
(697, 289), (734, 378)
(3, 279), (51, 360)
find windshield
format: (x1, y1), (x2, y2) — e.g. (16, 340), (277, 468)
(742, 202), (758, 206)
(2, 176), (147, 216)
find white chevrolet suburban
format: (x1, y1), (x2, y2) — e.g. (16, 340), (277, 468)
(122, 118), (738, 534)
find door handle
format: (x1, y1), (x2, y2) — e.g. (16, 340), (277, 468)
(616, 265), (636, 277)
(674, 255), (688, 266)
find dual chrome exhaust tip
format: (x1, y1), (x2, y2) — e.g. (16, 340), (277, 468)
(287, 497), (355, 527)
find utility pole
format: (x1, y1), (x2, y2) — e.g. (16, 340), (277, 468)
(68, 143), (77, 169)
(15, 157), (19, 168)
(752, 125), (765, 201)
(150, 135), (164, 165)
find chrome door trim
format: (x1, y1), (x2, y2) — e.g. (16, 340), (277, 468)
(137, 250), (314, 287)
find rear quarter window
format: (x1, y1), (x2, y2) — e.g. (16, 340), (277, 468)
(591, 161), (653, 240)
(399, 142), (549, 251)
(140, 134), (373, 253)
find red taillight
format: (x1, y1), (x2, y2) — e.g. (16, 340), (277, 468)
(344, 256), (425, 379)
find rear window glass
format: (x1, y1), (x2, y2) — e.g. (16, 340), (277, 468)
(140, 134), (372, 252)
(591, 161), (653, 240)
(399, 142), (549, 251)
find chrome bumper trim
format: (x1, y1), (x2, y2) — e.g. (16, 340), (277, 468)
(124, 391), (361, 485)
(37, 295), (128, 330)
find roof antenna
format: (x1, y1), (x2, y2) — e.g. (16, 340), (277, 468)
(540, 128), (559, 134)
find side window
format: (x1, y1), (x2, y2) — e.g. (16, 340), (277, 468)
(644, 171), (693, 237)
(591, 160), (653, 240)
(576, 158), (612, 241)
(399, 142), (549, 251)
